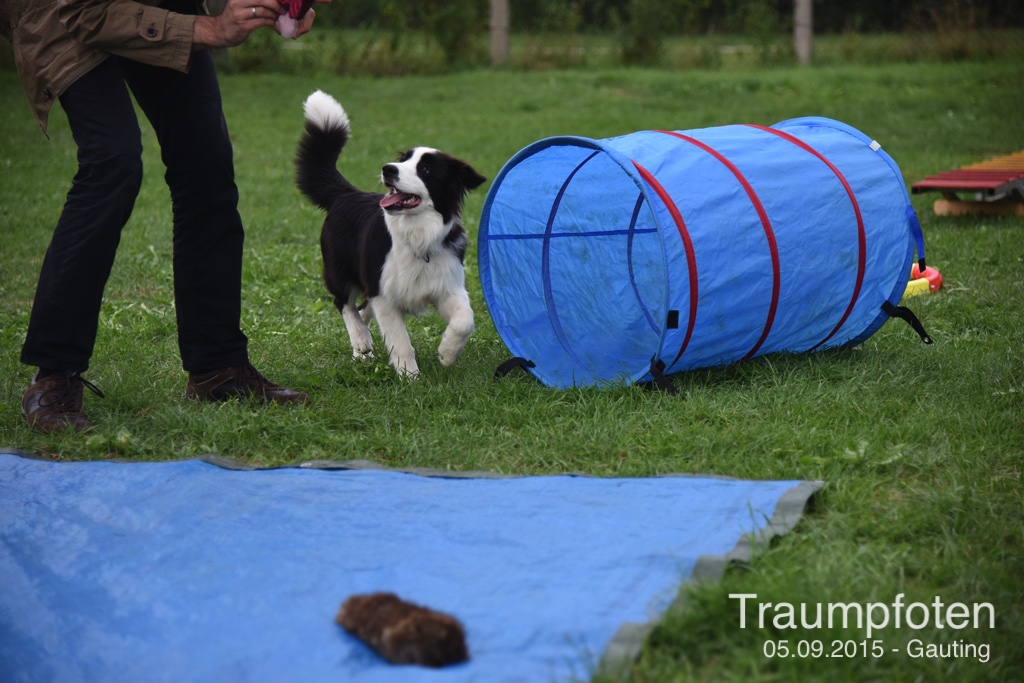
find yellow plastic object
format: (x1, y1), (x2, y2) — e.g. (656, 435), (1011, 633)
(903, 277), (930, 299)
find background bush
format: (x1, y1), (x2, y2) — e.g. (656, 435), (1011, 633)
(2, 0), (1023, 74)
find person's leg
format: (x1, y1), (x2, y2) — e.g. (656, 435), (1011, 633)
(20, 57), (143, 431)
(20, 57), (144, 374)
(119, 0), (307, 404)
(119, 17), (248, 373)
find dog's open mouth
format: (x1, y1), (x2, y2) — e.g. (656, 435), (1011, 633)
(380, 187), (422, 211)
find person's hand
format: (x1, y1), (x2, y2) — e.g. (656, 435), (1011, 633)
(193, 0), (285, 49)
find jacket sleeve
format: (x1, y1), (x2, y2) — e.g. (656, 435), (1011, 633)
(56, 0), (195, 73)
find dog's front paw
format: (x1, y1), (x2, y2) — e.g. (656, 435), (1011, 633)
(397, 365), (420, 381)
(437, 333), (470, 368)
(391, 355), (420, 380)
(437, 305), (473, 369)
(437, 345), (462, 368)
(352, 349), (375, 362)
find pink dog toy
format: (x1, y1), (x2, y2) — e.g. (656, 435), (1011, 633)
(277, 0), (315, 38)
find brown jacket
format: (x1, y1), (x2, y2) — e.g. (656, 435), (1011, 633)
(1, 0), (199, 134)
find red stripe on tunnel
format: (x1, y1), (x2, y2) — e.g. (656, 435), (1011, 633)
(632, 161), (697, 368)
(745, 124), (867, 350)
(656, 130), (781, 362)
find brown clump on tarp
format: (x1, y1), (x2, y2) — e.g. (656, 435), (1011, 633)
(336, 592), (469, 668)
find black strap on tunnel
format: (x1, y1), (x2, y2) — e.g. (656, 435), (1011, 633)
(645, 359), (681, 396)
(881, 301), (933, 344)
(494, 357), (537, 381)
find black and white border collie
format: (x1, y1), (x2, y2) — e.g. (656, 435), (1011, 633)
(295, 91), (486, 378)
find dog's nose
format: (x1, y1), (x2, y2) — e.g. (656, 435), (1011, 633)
(382, 164), (398, 183)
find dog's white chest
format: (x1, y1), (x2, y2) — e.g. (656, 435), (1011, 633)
(380, 247), (461, 315)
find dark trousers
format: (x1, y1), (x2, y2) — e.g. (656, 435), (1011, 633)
(21, 46), (249, 374)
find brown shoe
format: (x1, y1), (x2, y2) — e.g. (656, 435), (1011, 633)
(186, 364), (310, 405)
(22, 371), (105, 433)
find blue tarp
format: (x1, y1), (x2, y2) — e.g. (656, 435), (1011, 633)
(0, 451), (820, 682)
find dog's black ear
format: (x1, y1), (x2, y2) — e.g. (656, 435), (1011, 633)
(455, 159), (486, 191)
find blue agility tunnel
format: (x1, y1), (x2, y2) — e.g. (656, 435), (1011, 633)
(479, 117), (929, 389)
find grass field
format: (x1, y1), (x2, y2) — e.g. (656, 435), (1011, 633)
(1, 56), (1022, 681)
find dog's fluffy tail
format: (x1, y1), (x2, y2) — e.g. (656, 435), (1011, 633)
(296, 90), (354, 212)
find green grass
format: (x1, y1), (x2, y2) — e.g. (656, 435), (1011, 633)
(2, 58), (1023, 681)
